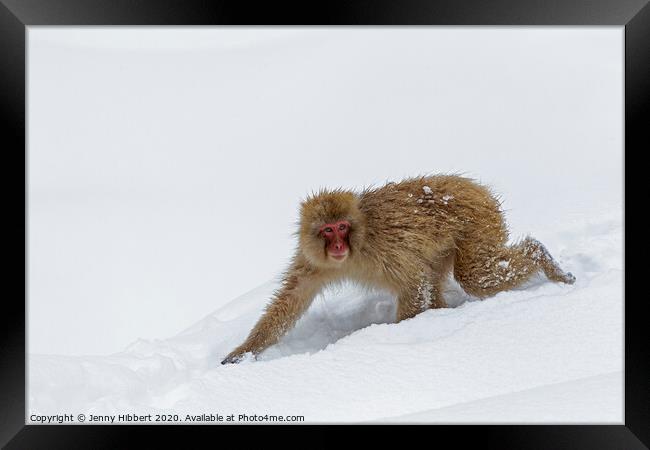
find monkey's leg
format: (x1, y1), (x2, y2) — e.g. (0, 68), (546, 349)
(221, 262), (324, 364)
(454, 236), (575, 299)
(396, 270), (447, 322)
(520, 237), (576, 284)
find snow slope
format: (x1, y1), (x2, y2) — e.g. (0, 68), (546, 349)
(28, 210), (623, 423)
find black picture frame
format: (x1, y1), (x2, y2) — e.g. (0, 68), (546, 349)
(1, 1), (647, 448)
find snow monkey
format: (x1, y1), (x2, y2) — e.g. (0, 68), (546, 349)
(221, 175), (575, 364)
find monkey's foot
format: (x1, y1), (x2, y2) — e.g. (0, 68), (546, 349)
(550, 270), (576, 285)
(563, 272), (576, 284)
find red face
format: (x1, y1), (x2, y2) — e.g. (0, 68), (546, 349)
(319, 220), (351, 262)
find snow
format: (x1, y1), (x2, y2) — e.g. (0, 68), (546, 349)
(384, 372), (622, 423)
(28, 210), (623, 423)
(417, 277), (434, 311)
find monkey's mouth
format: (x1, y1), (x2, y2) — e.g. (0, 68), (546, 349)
(329, 251), (349, 261)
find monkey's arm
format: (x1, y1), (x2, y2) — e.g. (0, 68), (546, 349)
(221, 258), (323, 364)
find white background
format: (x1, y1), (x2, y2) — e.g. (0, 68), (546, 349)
(28, 27), (622, 356)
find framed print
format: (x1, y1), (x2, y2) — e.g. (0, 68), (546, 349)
(1, 0), (647, 448)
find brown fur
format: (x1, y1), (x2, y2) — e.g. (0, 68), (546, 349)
(221, 175), (575, 364)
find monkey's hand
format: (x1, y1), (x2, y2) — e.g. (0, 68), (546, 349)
(221, 349), (254, 365)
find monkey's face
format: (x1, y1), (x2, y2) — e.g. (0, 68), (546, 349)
(299, 190), (364, 268)
(318, 220), (351, 263)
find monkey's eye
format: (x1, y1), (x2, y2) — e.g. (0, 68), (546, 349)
(338, 224), (347, 231)
(324, 227), (333, 233)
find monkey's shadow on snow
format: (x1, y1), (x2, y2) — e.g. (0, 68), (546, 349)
(257, 277), (486, 362)
(257, 273), (550, 362)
